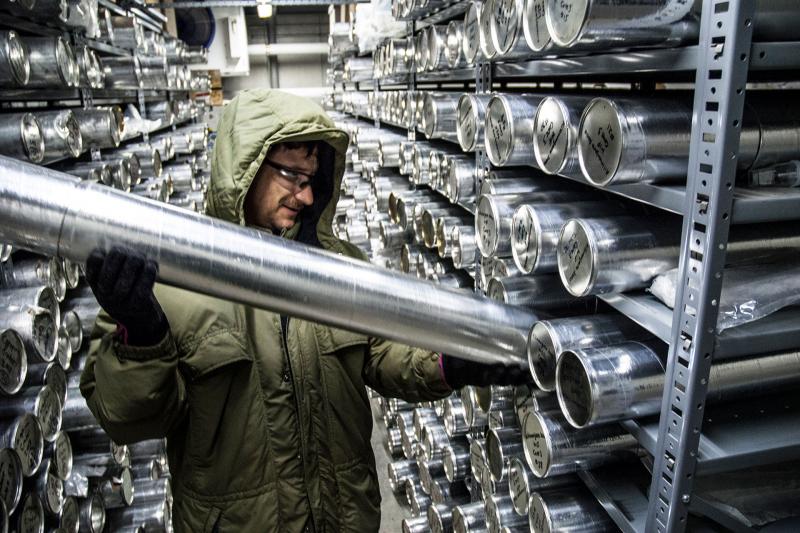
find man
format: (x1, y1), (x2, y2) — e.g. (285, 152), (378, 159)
(80, 89), (527, 532)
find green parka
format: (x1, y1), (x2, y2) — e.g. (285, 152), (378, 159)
(80, 89), (452, 533)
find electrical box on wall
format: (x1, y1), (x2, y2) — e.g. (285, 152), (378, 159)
(200, 7), (250, 77)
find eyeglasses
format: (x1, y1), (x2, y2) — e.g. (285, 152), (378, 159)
(262, 159), (314, 192)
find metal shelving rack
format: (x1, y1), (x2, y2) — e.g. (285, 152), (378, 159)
(334, 0), (800, 530)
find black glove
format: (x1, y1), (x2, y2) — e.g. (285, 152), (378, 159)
(85, 246), (169, 346)
(441, 354), (532, 389)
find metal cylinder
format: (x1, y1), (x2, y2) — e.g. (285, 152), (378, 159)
(0, 385), (61, 442)
(0, 30), (30, 87)
(477, 191), (587, 259)
(16, 489), (44, 533)
(450, 225), (477, 270)
(118, 146), (162, 178)
(427, 502), (454, 533)
(402, 514), (429, 533)
(453, 501), (487, 533)
(511, 201), (624, 275)
(106, 499), (170, 532)
(421, 423), (450, 461)
(0, 414), (42, 478)
(61, 310), (83, 354)
(533, 95), (596, 177)
(386, 426), (404, 457)
(485, 494), (527, 532)
(462, 2), (483, 64)
(487, 275), (582, 311)
(523, 0), (551, 53)
(468, 436), (487, 479)
(109, 16), (143, 50)
(101, 56), (142, 89)
(445, 21), (466, 69)
(418, 456), (445, 495)
(507, 455), (578, 516)
(545, 0), (699, 51)
(0, 307), (56, 364)
(446, 159), (476, 207)
(522, 410), (638, 477)
(388, 459), (417, 494)
(97, 467), (134, 508)
(456, 94), (491, 153)
(7, 254), (66, 302)
(27, 457), (64, 517)
(529, 487), (615, 532)
(484, 94), (542, 167)
(44, 430), (72, 482)
(61, 294), (100, 341)
(60, 495), (79, 533)
(0, 285), (59, 331)
(131, 477), (170, 504)
(0, 329), (26, 395)
(490, 0), (532, 58)
(479, 0), (498, 60)
(72, 108), (122, 150)
(557, 215), (681, 296)
(427, 25), (449, 71)
(61, 387), (100, 432)
(422, 93), (460, 142)
(443, 441), (470, 483)
(0, 113), (45, 163)
(0, 447), (22, 514)
(527, 314), (641, 392)
(23, 36), (78, 88)
(79, 491), (106, 533)
(405, 477), (431, 517)
(413, 407), (438, 442)
(35, 110), (83, 160)
(76, 45), (104, 89)
(24, 362), (66, 412)
(486, 427), (524, 482)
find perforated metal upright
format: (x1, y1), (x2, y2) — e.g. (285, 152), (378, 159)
(647, 1), (756, 531)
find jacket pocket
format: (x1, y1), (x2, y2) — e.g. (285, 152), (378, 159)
(179, 329), (252, 380)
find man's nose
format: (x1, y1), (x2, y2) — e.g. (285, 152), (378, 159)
(296, 186), (314, 206)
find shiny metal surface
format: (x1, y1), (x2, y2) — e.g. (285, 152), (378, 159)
(0, 113), (44, 163)
(402, 514), (429, 533)
(527, 314), (642, 391)
(487, 274), (581, 311)
(98, 467), (134, 508)
(485, 494), (526, 533)
(106, 499), (170, 533)
(422, 93), (460, 142)
(532, 95), (594, 177)
(511, 201), (624, 275)
(443, 441), (470, 483)
(79, 491), (105, 533)
(16, 490), (43, 533)
(117, 146), (162, 178)
(30, 457), (63, 516)
(486, 427), (523, 482)
(450, 225), (477, 271)
(445, 21), (466, 69)
(76, 45), (104, 89)
(523, 0), (550, 52)
(484, 94), (542, 167)
(0, 285), (59, 329)
(44, 430), (72, 481)
(0, 385), (60, 442)
(388, 458), (417, 494)
(6, 255), (66, 302)
(521, 410), (638, 477)
(0, 31), (30, 87)
(0, 306), (56, 363)
(453, 501), (487, 533)
(61, 309), (83, 353)
(0, 448), (22, 515)
(406, 478), (432, 517)
(0, 413), (42, 477)
(545, 0), (699, 50)
(490, 0), (531, 58)
(23, 36), (77, 88)
(427, 25), (449, 71)
(529, 487), (614, 532)
(0, 329), (26, 395)
(507, 455), (578, 516)
(101, 56), (142, 89)
(456, 94), (491, 153)
(446, 158), (476, 204)
(462, 2), (483, 64)
(35, 110), (83, 160)
(556, 341), (665, 428)
(479, 0), (497, 59)
(24, 362), (67, 410)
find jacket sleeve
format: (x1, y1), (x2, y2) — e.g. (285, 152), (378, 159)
(362, 337), (452, 402)
(79, 310), (187, 444)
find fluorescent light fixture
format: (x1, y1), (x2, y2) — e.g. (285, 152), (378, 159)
(257, 2), (273, 18)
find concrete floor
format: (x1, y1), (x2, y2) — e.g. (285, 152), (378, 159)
(371, 401), (414, 532)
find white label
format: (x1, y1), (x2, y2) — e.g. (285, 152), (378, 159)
(523, 414), (549, 477)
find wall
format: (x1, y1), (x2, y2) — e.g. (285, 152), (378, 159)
(223, 7), (329, 98)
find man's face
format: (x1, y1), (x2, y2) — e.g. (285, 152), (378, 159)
(244, 144), (318, 232)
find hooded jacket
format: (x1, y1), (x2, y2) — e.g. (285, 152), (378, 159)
(80, 89), (452, 532)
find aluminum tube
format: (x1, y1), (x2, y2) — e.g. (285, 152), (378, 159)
(523, 0), (551, 53)
(149, 135), (175, 162)
(411, 145), (434, 186)
(485, 94), (542, 167)
(0, 329), (26, 395)
(0, 31), (30, 87)
(16, 490), (44, 533)
(462, 2), (482, 64)
(469, 437), (488, 478)
(72, 108), (121, 150)
(377, 140), (401, 168)
(106, 499), (169, 532)
(388, 459), (417, 494)
(97, 467), (133, 508)
(427, 25), (448, 71)
(68, 429), (128, 468)
(527, 314), (642, 392)
(413, 408), (438, 442)
(35, 110), (83, 160)
(415, 207), (459, 246)
(0, 113), (45, 163)
(117, 146), (161, 178)
(423, 212), (470, 249)
(23, 36), (78, 88)
(43, 430), (72, 481)
(487, 275), (583, 311)
(457, 94), (491, 153)
(386, 427), (404, 457)
(414, 31), (428, 73)
(0, 414), (43, 478)
(488, 407), (517, 430)
(479, 0), (498, 60)
(529, 487), (615, 532)
(399, 198), (448, 232)
(490, 0), (532, 58)
(60, 495), (79, 532)
(472, 384), (514, 413)
(511, 201), (625, 275)
(485, 494), (526, 532)
(379, 221), (413, 250)
(62, 258), (80, 290)
(443, 442), (470, 483)
(0, 285), (59, 329)
(131, 477), (170, 504)
(0, 385), (61, 442)
(28, 457), (64, 516)
(445, 21), (466, 69)
(521, 410), (638, 477)
(402, 515), (429, 533)
(507, 455), (577, 516)
(101, 56), (142, 89)
(0, 307), (57, 363)
(427, 502), (454, 533)
(418, 456), (445, 495)
(481, 171), (578, 196)
(533, 95), (596, 177)
(560, 345), (800, 428)
(76, 46), (104, 89)
(453, 502), (487, 533)
(431, 476), (469, 505)
(24, 362), (67, 410)
(128, 458), (163, 481)
(79, 491), (106, 533)
(0, 447), (22, 514)
(476, 191), (588, 258)
(61, 296), (100, 341)
(61, 310), (83, 353)
(556, 342), (664, 428)
(481, 461), (509, 497)
(7, 255), (66, 301)
(446, 157), (476, 204)
(545, 0), (699, 51)
(405, 478), (431, 517)
(486, 427), (523, 482)
(451, 225), (477, 270)
(109, 16), (143, 50)
(463, 390), (489, 431)
(422, 93), (460, 142)
(62, 387), (100, 432)
(0, 161), (535, 366)
(435, 219), (467, 258)
(421, 423), (450, 461)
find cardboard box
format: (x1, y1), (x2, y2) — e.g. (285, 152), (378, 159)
(209, 70), (222, 89)
(210, 89), (224, 107)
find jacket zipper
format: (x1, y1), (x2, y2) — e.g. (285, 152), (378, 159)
(279, 315), (316, 533)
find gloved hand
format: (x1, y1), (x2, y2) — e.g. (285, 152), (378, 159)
(85, 246), (169, 346)
(441, 354), (532, 389)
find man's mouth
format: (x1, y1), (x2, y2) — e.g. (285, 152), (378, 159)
(282, 205), (301, 215)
